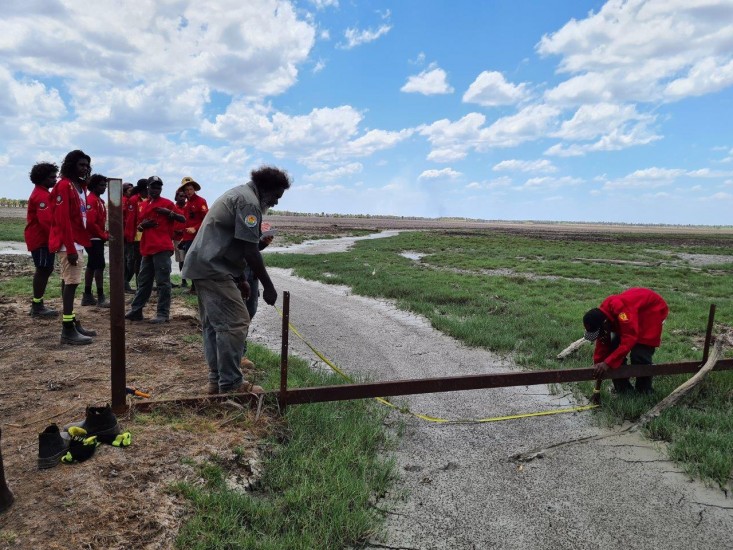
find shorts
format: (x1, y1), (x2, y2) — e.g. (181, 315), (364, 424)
(31, 246), (55, 270)
(58, 250), (85, 285)
(85, 239), (106, 270)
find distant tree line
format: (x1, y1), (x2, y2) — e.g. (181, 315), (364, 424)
(0, 198), (27, 208)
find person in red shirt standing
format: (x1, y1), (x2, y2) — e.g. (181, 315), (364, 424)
(124, 179), (148, 293)
(48, 149), (96, 345)
(81, 174), (110, 308)
(122, 182), (134, 292)
(125, 176), (185, 323)
(178, 176), (208, 294)
(583, 287), (669, 395)
(25, 161), (60, 318)
(171, 189), (187, 287)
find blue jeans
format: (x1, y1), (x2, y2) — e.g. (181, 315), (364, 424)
(129, 251), (172, 318)
(194, 278), (251, 391)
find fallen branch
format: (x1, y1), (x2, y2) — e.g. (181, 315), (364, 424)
(628, 335), (727, 432)
(557, 337), (589, 360)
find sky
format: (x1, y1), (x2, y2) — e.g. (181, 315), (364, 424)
(1, 0), (733, 225)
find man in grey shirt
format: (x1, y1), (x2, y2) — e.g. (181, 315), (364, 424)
(182, 166), (291, 394)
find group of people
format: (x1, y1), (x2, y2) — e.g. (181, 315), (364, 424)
(25, 149), (292, 395)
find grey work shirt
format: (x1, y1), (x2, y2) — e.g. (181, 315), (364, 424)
(181, 182), (262, 280)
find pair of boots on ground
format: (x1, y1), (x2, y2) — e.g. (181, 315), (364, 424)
(60, 314), (97, 346)
(38, 405), (130, 469)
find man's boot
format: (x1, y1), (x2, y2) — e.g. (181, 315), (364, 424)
(96, 293), (110, 309)
(74, 318), (97, 337)
(81, 292), (97, 306)
(0, 427), (14, 513)
(29, 299), (58, 317)
(61, 321), (92, 345)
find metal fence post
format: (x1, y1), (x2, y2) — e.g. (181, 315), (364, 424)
(280, 291), (290, 414)
(107, 178), (127, 414)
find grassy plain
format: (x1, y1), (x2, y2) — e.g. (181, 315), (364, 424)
(266, 228), (733, 487)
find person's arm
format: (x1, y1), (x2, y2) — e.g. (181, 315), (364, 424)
(242, 242), (276, 305)
(154, 206), (185, 223)
(603, 314), (639, 369)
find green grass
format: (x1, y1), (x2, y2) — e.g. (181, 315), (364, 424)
(0, 217), (25, 241)
(172, 345), (395, 549)
(265, 229), (733, 487)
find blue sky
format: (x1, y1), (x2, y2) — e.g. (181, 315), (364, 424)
(1, 0), (733, 224)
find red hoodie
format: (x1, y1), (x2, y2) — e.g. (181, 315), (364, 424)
(593, 288), (669, 368)
(48, 177), (91, 253)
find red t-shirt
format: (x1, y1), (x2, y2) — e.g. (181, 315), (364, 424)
(124, 194), (140, 243)
(138, 197), (177, 256)
(180, 194), (208, 242)
(25, 185), (54, 251)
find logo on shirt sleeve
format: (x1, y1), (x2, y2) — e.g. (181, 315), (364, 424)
(618, 312), (629, 322)
(39, 202), (47, 209)
(56, 195), (63, 204)
(244, 214), (258, 227)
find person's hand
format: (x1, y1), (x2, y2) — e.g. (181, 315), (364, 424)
(67, 253), (78, 266)
(593, 361), (609, 379)
(263, 286), (277, 306)
(260, 235), (274, 246)
(237, 280), (251, 301)
(185, 227), (197, 234)
(139, 219), (157, 230)
(154, 207), (171, 215)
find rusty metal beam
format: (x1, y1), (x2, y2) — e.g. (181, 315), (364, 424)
(280, 359), (733, 405)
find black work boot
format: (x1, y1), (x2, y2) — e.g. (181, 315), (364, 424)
(81, 292), (97, 306)
(124, 283), (135, 294)
(96, 293), (110, 309)
(38, 424), (70, 469)
(60, 321), (93, 345)
(74, 405), (121, 438)
(30, 299), (58, 317)
(0, 427), (14, 513)
(125, 309), (143, 321)
(74, 319), (97, 337)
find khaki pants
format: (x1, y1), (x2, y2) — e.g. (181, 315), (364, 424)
(58, 250), (84, 285)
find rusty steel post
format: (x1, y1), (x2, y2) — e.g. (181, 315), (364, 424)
(702, 304), (716, 364)
(0, 427), (14, 514)
(279, 291), (290, 414)
(107, 178), (127, 414)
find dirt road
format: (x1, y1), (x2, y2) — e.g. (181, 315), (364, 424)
(247, 236), (733, 549)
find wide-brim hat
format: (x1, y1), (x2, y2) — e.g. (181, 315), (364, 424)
(178, 176), (201, 194)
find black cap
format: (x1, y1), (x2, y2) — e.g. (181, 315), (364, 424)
(583, 308), (607, 341)
(147, 175), (163, 186)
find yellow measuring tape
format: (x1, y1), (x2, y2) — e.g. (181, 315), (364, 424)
(276, 307), (598, 423)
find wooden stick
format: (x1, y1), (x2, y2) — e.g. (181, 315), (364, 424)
(629, 336), (726, 432)
(557, 337), (589, 360)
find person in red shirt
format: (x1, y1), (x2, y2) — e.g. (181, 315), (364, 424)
(81, 175), (110, 308)
(122, 182), (134, 292)
(178, 176), (208, 294)
(583, 287), (669, 394)
(25, 161), (60, 318)
(172, 189), (187, 287)
(124, 179), (148, 293)
(125, 176), (184, 323)
(48, 149), (96, 345)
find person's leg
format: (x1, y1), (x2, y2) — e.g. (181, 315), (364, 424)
(608, 333), (634, 393)
(128, 255), (154, 317)
(132, 241), (142, 287)
(94, 241), (108, 307)
(81, 246), (97, 305)
(124, 242), (135, 291)
(242, 267), (259, 363)
(195, 288), (220, 392)
(30, 247), (57, 317)
(631, 344), (656, 394)
(151, 252), (172, 322)
(58, 251), (91, 344)
(195, 278), (251, 391)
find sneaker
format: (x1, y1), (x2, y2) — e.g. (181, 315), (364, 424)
(206, 382), (219, 395)
(225, 381), (264, 394)
(241, 357), (255, 369)
(38, 424), (70, 469)
(80, 293), (97, 306)
(149, 315), (169, 324)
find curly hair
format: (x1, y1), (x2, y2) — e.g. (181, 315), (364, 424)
(59, 149), (91, 179)
(29, 162), (58, 185)
(88, 174), (108, 193)
(251, 165), (292, 193)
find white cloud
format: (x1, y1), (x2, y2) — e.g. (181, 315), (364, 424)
(342, 24), (391, 49)
(419, 113), (487, 162)
(483, 104), (561, 148)
(493, 159), (557, 173)
(310, 0), (338, 9)
(545, 123), (661, 157)
(463, 71), (528, 107)
(305, 162), (363, 181)
(553, 103), (654, 141)
(537, 0), (733, 104)
(603, 167), (689, 190)
(401, 64), (454, 95)
(418, 168), (462, 180)
(521, 176), (582, 189)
